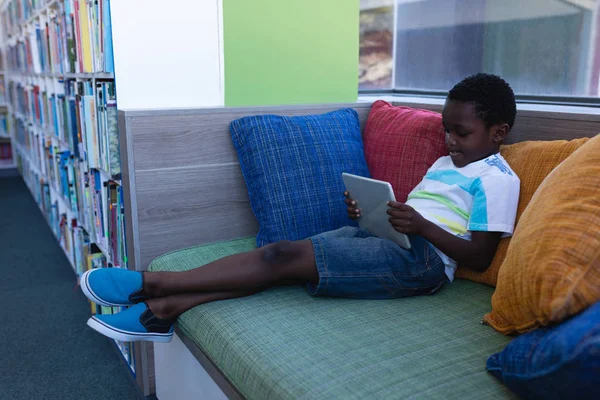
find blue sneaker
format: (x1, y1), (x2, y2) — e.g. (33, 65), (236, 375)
(87, 302), (175, 342)
(80, 268), (148, 307)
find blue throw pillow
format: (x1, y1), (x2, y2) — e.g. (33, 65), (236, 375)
(230, 108), (370, 247)
(487, 300), (600, 400)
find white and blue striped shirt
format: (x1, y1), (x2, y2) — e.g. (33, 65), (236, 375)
(406, 153), (520, 281)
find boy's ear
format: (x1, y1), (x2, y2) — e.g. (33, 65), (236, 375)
(492, 123), (510, 143)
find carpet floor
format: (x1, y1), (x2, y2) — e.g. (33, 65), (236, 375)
(0, 176), (147, 400)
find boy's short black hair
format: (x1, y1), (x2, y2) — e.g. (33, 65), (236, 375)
(448, 73), (516, 130)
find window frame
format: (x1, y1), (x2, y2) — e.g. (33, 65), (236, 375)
(359, 0), (600, 108)
(358, 88), (600, 108)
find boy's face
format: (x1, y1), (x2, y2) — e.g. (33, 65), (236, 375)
(441, 99), (509, 168)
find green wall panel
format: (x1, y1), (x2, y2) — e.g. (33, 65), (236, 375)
(223, 0), (359, 107)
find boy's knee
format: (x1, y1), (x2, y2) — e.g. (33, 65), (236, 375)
(261, 240), (296, 265)
(260, 240), (317, 282)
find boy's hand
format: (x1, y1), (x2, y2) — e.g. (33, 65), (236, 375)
(387, 201), (430, 235)
(344, 191), (361, 220)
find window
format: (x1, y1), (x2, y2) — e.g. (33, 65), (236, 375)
(360, 0), (600, 100)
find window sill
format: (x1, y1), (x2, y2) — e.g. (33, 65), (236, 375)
(358, 94), (600, 120)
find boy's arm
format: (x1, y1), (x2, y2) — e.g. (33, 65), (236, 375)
(420, 223), (502, 272)
(387, 201), (502, 272)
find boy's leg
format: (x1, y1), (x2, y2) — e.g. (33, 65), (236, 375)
(85, 241), (317, 342)
(308, 230), (447, 299)
(147, 281), (302, 320)
(144, 239), (318, 298)
(146, 290), (257, 320)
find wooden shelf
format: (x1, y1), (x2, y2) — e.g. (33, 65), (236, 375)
(5, 71), (115, 80)
(0, 159), (15, 169)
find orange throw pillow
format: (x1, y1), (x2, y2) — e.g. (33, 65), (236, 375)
(455, 138), (590, 286)
(483, 134), (600, 334)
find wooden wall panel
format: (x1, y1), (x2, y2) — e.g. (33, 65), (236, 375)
(135, 164), (258, 267)
(506, 117), (600, 143)
(131, 114), (240, 170)
(131, 103), (372, 171)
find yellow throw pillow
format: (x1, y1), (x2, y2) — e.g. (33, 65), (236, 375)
(455, 138), (590, 286)
(483, 134), (600, 334)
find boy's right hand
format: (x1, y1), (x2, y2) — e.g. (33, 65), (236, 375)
(344, 191), (361, 220)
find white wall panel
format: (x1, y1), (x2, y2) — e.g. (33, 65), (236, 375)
(111, 0), (223, 109)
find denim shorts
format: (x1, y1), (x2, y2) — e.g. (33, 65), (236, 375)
(307, 226), (447, 299)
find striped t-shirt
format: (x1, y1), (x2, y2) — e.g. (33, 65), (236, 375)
(405, 153), (520, 281)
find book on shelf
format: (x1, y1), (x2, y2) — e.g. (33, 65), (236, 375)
(103, 83), (119, 178)
(71, 219), (88, 275)
(103, 0), (114, 73)
(63, 0), (76, 73)
(76, 0), (92, 73)
(85, 248), (106, 314)
(0, 78), (5, 104)
(0, 113), (9, 137)
(5, 0), (115, 75)
(110, 181), (127, 266)
(0, 142), (13, 160)
(40, 186), (61, 238)
(59, 213), (71, 256)
(41, 180), (51, 215)
(14, 117), (27, 149)
(67, 155), (78, 216)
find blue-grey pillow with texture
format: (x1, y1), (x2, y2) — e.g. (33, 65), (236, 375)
(487, 300), (600, 400)
(230, 108), (370, 247)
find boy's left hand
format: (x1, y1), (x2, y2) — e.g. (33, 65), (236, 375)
(386, 201), (430, 236)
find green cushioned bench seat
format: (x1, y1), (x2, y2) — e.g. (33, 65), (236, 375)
(149, 237), (515, 400)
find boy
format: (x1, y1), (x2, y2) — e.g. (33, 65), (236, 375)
(81, 73), (520, 342)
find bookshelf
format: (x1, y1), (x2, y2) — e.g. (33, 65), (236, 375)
(0, 0), (134, 373)
(1, 54), (13, 168)
(0, 109), (13, 168)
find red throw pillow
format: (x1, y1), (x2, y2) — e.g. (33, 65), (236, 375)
(363, 100), (448, 202)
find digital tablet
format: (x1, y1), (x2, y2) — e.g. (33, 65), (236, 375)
(342, 173), (412, 249)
